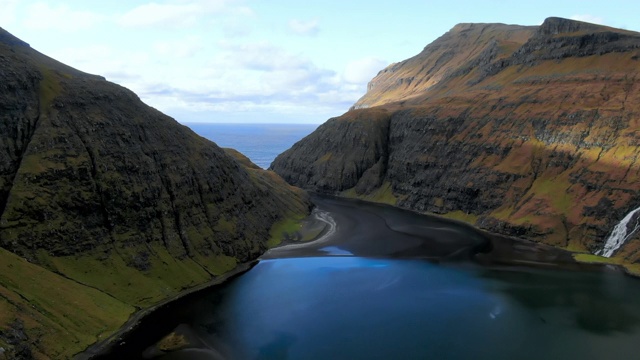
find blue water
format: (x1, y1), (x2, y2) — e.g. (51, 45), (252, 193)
(185, 123), (319, 169)
(104, 197), (640, 360)
(180, 257), (640, 360)
(179, 257), (640, 360)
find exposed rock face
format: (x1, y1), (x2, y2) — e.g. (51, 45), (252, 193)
(352, 22), (537, 109)
(0, 28), (309, 359)
(273, 108), (391, 194)
(272, 17), (640, 263)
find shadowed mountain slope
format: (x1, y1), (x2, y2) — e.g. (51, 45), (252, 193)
(272, 17), (640, 268)
(0, 27), (310, 359)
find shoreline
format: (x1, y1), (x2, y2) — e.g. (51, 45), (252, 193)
(79, 194), (640, 358)
(263, 208), (336, 253)
(318, 193), (640, 279)
(76, 260), (259, 359)
(77, 208), (336, 359)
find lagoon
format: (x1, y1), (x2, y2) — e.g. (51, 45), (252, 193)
(97, 196), (640, 360)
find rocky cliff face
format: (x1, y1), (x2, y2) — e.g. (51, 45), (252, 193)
(272, 17), (640, 266)
(0, 28), (309, 359)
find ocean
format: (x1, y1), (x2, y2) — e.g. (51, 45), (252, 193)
(185, 123), (320, 169)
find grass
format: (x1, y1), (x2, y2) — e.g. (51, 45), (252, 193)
(193, 254), (237, 276)
(157, 332), (189, 351)
(315, 152), (333, 164)
(440, 210), (479, 225)
(0, 248), (134, 359)
(46, 245), (213, 307)
(342, 182), (397, 206)
(573, 253), (640, 276)
(0, 50), (316, 358)
(0, 240), (246, 358)
(38, 67), (62, 112)
(267, 216), (304, 248)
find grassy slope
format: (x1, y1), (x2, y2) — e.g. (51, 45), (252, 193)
(223, 148), (311, 249)
(0, 248), (134, 358)
(1, 163), (308, 359)
(0, 65), (310, 358)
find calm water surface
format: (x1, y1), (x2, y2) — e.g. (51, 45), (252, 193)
(99, 199), (640, 360)
(170, 257), (640, 360)
(186, 123), (318, 169)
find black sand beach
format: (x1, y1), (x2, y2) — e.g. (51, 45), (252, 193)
(265, 195), (591, 272)
(86, 195), (608, 359)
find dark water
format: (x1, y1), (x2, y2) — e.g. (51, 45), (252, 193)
(175, 258), (640, 360)
(185, 123), (319, 169)
(97, 197), (640, 360)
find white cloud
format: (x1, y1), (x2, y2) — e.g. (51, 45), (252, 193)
(42, 30), (363, 122)
(288, 19), (319, 36)
(0, 0), (20, 28)
(118, 0), (232, 28)
(229, 5), (255, 17)
(119, 2), (200, 28)
(129, 39), (361, 117)
(153, 36), (202, 58)
(216, 5), (257, 37)
(343, 57), (388, 84)
(216, 41), (312, 71)
(570, 14), (606, 25)
(223, 22), (252, 37)
(45, 38), (343, 118)
(24, 2), (104, 31)
(47, 45), (149, 85)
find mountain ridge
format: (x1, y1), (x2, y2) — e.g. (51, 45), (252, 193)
(353, 17), (640, 110)
(272, 17), (640, 270)
(0, 26), (310, 359)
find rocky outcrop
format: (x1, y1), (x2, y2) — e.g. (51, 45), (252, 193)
(274, 108), (391, 193)
(0, 27), (309, 359)
(272, 17), (640, 264)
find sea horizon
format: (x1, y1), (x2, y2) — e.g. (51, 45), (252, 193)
(185, 122), (320, 169)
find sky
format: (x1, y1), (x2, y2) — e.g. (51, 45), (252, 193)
(1, 1), (639, 124)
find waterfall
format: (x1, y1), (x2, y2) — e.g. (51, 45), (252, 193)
(598, 206), (640, 257)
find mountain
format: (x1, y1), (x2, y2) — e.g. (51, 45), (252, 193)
(272, 18), (640, 269)
(0, 28), (310, 359)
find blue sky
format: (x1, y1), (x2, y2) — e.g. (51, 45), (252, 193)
(1, 0), (638, 124)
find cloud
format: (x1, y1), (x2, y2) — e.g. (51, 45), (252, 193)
(118, 0), (231, 28)
(24, 2), (104, 31)
(47, 36), (363, 123)
(288, 19), (319, 36)
(133, 40), (360, 117)
(343, 57), (388, 84)
(570, 14), (606, 25)
(216, 41), (312, 71)
(0, 0), (20, 27)
(221, 7), (256, 37)
(153, 36), (203, 58)
(47, 44), (149, 85)
(223, 20), (253, 37)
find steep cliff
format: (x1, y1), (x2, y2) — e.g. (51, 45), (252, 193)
(272, 18), (640, 268)
(0, 28), (310, 359)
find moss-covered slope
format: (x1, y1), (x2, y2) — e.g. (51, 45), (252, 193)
(0, 28), (310, 359)
(272, 17), (640, 267)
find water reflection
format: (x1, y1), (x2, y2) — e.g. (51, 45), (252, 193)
(169, 258), (640, 360)
(93, 196), (640, 360)
(479, 268), (640, 335)
(257, 332), (297, 360)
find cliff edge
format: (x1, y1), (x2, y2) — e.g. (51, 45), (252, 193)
(272, 17), (640, 268)
(0, 27), (310, 359)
